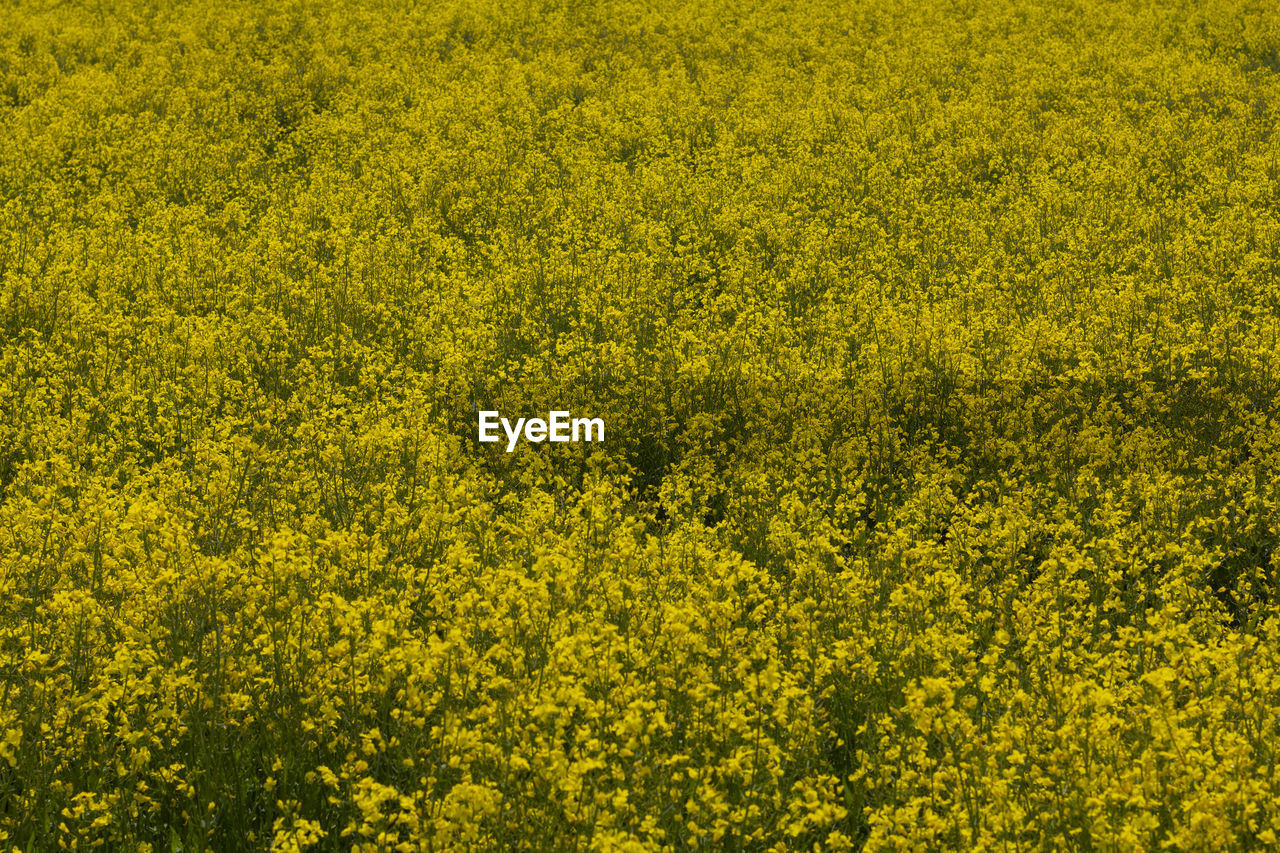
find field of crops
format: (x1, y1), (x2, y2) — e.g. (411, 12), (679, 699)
(3, 0), (1280, 849)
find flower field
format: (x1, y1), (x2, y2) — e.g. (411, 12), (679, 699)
(3, 0), (1280, 848)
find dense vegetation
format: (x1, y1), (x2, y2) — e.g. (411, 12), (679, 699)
(3, 0), (1280, 848)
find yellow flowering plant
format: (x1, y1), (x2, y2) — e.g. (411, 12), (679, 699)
(2, 0), (1280, 849)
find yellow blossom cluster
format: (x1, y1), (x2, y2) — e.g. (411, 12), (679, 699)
(2, 0), (1280, 849)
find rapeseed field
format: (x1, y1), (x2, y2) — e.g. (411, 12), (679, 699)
(3, 0), (1280, 849)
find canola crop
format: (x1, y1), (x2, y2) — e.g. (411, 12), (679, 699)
(3, 0), (1280, 849)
